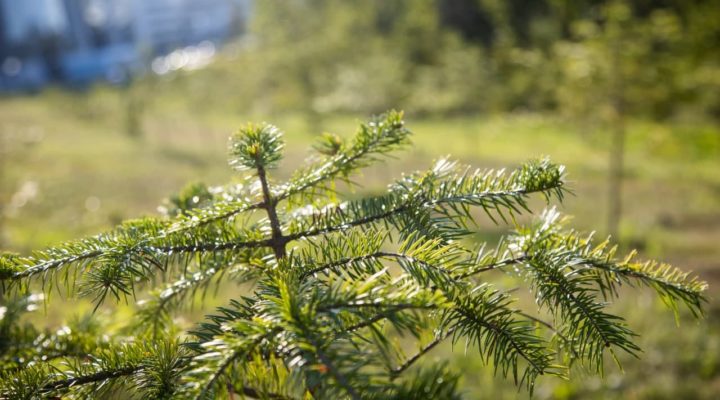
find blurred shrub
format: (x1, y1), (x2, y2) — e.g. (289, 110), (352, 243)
(132, 0), (720, 122)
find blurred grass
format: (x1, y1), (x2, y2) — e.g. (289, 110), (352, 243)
(0, 86), (718, 398)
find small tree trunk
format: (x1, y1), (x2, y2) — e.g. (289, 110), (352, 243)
(125, 87), (144, 140)
(607, 110), (625, 239)
(607, 7), (625, 240)
(0, 132), (5, 248)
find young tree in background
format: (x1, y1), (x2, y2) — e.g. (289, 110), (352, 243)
(553, 1), (676, 238)
(0, 125), (11, 249)
(605, 1), (629, 239)
(0, 132), (6, 248)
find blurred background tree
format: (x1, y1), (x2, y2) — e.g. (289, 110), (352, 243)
(187, 0), (719, 120)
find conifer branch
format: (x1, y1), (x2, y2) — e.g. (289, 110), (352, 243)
(278, 110), (411, 204)
(9, 250), (103, 280)
(454, 307), (546, 372)
(337, 306), (430, 334)
(390, 327), (456, 378)
(286, 204), (407, 242)
(285, 160), (566, 245)
(453, 256), (528, 280)
(41, 365), (141, 392)
(319, 303), (438, 312)
(0, 112), (706, 399)
(228, 384), (294, 400)
(154, 238), (273, 253)
(136, 261), (260, 338)
(312, 341), (362, 400)
(186, 326), (282, 400)
(516, 311), (581, 361)
(166, 199), (264, 234)
(300, 251), (453, 283)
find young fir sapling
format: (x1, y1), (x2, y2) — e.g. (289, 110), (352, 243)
(0, 111), (706, 399)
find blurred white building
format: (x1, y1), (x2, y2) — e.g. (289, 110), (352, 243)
(0, 0), (252, 90)
(132, 0), (250, 54)
(0, 0), (69, 89)
(0, 0), (67, 45)
(131, 0), (187, 53)
(58, 0), (137, 85)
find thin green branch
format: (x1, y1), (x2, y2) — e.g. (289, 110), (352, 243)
(453, 256), (528, 280)
(286, 206), (407, 242)
(10, 250), (103, 280)
(390, 327), (456, 379)
(287, 182), (565, 244)
(228, 384), (295, 400)
(516, 311), (580, 359)
(530, 259), (614, 348)
(154, 238), (273, 254)
(339, 307), (428, 334)
(300, 251), (449, 281)
(194, 329), (280, 400)
(41, 365), (140, 392)
(166, 201), (264, 234)
(454, 307), (545, 373)
(319, 303), (437, 313)
(313, 342), (361, 400)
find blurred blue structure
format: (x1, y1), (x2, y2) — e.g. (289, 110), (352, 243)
(0, 0), (252, 91)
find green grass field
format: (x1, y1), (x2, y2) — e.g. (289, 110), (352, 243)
(1, 86), (718, 398)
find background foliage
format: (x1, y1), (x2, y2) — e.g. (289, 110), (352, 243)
(179, 0), (720, 121)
